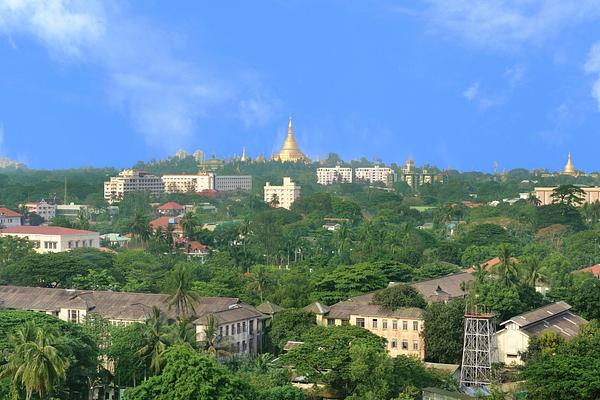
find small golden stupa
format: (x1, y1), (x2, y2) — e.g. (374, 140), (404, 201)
(241, 147), (248, 162)
(274, 115), (309, 162)
(563, 152), (576, 176)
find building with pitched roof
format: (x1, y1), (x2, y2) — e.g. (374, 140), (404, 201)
(0, 226), (99, 253)
(0, 207), (22, 227)
(156, 201), (185, 216)
(0, 285), (264, 356)
(495, 301), (587, 365)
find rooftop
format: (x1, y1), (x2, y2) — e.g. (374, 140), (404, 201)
(0, 207), (21, 218)
(157, 201), (185, 210)
(0, 226), (97, 236)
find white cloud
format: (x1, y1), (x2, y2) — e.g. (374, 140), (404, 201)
(585, 42), (600, 110)
(0, 0), (277, 151)
(462, 82), (479, 101)
(424, 1), (600, 50)
(504, 65), (526, 87)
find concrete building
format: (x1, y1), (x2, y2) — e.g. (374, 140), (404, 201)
(534, 186), (600, 206)
(162, 174), (203, 194)
(0, 226), (100, 253)
(149, 216), (184, 238)
(24, 199), (56, 221)
(317, 166), (353, 185)
(354, 166), (396, 185)
(306, 297), (425, 359)
(156, 202), (186, 216)
(263, 177), (301, 210)
(0, 285), (264, 356)
(0, 207), (22, 227)
(103, 170), (164, 203)
(495, 302), (587, 365)
(55, 203), (89, 219)
(214, 175), (252, 192)
(399, 158), (445, 190)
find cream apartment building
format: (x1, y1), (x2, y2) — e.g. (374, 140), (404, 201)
(264, 177), (301, 210)
(162, 171), (216, 194)
(306, 299), (425, 359)
(534, 186), (600, 206)
(0, 226), (100, 253)
(354, 166), (396, 185)
(103, 169), (164, 203)
(0, 285), (264, 356)
(317, 166), (353, 185)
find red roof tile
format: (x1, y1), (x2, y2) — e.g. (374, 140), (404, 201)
(157, 201), (184, 210)
(577, 264), (600, 277)
(0, 208), (21, 217)
(150, 216), (182, 231)
(0, 226), (96, 235)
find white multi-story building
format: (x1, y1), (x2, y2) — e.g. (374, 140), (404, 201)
(24, 199), (56, 221)
(55, 203), (90, 218)
(317, 166), (353, 185)
(354, 166), (396, 185)
(0, 226), (100, 253)
(215, 175), (252, 192)
(104, 170), (164, 203)
(0, 208), (22, 227)
(264, 177), (301, 210)
(162, 174), (203, 194)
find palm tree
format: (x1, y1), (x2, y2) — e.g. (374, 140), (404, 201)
(136, 307), (171, 375)
(527, 194), (541, 207)
(334, 223), (350, 255)
(129, 209), (151, 247)
(179, 212), (197, 239)
(169, 317), (197, 347)
(248, 265), (273, 303)
(269, 194), (280, 208)
(0, 322), (70, 400)
(166, 264), (198, 318)
(201, 314), (230, 359)
(520, 256), (544, 288)
(496, 244), (518, 286)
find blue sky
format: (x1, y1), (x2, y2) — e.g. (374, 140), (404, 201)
(2, 1), (600, 171)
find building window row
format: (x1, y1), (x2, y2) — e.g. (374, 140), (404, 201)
(389, 339), (419, 351)
(363, 318), (419, 331)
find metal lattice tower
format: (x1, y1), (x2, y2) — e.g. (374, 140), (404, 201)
(460, 305), (495, 389)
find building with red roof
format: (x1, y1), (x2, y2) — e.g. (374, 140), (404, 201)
(0, 207), (22, 227)
(0, 226), (100, 254)
(156, 201), (185, 216)
(574, 264), (600, 279)
(150, 216), (184, 238)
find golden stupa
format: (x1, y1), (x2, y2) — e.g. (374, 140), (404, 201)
(241, 147), (248, 162)
(274, 115), (309, 162)
(563, 152), (576, 176)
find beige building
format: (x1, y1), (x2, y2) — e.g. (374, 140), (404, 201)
(273, 116), (309, 162)
(0, 285), (264, 356)
(399, 158), (445, 190)
(264, 177), (301, 210)
(0, 207), (22, 227)
(104, 169), (164, 203)
(495, 302), (586, 365)
(355, 166), (396, 185)
(24, 199), (56, 221)
(317, 166), (353, 185)
(0, 226), (100, 253)
(534, 186), (600, 206)
(306, 298), (425, 359)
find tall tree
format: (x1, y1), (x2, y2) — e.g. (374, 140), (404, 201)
(129, 208), (152, 247)
(496, 244), (517, 286)
(179, 212), (197, 238)
(136, 307), (171, 375)
(551, 185), (585, 207)
(0, 322), (70, 400)
(166, 263), (198, 318)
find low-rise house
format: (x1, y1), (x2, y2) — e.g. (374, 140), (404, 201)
(322, 222), (341, 231)
(305, 297), (425, 359)
(0, 207), (22, 227)
(55, 203), (90, 219)
(24, 199), (56, 221)
(574, 264), (600, 279)
(0, 226), (100, 253)
(156, 201), (185, 216)
(182, 240), (210, 262)
(99, 233), (131, 248)
(149, 216), (183, 237)
(410, 272), (474, 303)
(495, 302), (587, 365)
(0, 285), (264, 356)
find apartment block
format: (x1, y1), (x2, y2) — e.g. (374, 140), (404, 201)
(103, 170), (164, 203)
(317, 166), (353, 185)
(24, 199), (56, 221)
(214, 175), (252, 192)
(354, 166), (396, 185)
(264, 177), (301, 210)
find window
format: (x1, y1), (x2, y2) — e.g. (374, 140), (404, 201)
(237, 322), (241, 333)
(356, 318), (365, 328)
(392, 320), (398, 330)
(236, 342), (240, 353)
(249, 338), (253, 352)
(243, 321), (247, 332)
(382, 319), (388, 330)
(391, 339), (397, 348)
(402, 339), (408, 350)
(327, 318), (335, 326)
(372, 319), (378, 329)
(413, 340), (419, 350)
(219, 327), (223, 337)
(413, 321), (419, 331)
(249, 320), (254, 334)
(226, 325), (229, 336)
(242, 340), (247, 352)
(69, 310), (79, 323)
(402, 321), (408, 330)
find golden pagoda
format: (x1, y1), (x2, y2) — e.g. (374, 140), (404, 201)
(563, 152), (576, 176)
(275, 115), (309, 162)
(241, 147), (248, 162)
